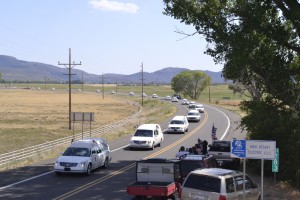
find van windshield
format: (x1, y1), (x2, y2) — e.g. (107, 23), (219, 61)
(63, 147), (90, 157)
(134, 130), (153, 137)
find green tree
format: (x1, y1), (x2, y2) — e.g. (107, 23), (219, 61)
(171, 70), (210, 99)
(163, 0), (300, 185)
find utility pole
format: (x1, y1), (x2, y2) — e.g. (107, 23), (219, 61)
(44, 76), (47, 91)
(141, 62), (144, 106)
(81, 71), (83, 92)
(102, 73), (104, 99)
(58, 48), (81, 130)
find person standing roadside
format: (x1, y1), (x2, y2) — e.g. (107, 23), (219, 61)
(202, 140), (208, 154)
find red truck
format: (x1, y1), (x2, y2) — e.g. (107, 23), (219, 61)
(127, 158), (182, 200)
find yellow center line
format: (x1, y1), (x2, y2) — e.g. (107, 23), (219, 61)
(54, 111), (208, 200)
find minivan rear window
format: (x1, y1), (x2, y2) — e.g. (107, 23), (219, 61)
(183, 174), (221, 192)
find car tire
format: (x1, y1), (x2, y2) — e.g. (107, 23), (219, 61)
(151, 143), (155, 150)
(86, 163), (92, 176)
(102, 158), (109, 169)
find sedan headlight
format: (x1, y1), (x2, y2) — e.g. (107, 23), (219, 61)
(79, 161), (86, 168)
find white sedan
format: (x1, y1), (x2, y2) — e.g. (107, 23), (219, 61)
(172, 97), (179, 102)
(186, 110), (201, 122)
(54, 138), (111, 176)
(165, 95), (172, 100)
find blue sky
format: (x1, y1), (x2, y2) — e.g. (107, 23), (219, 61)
(0, 0), (223, 75)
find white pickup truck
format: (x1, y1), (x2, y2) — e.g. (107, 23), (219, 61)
(207, 140), (240, 169)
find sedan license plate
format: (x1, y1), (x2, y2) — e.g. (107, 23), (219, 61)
(64, 167), (71, 171)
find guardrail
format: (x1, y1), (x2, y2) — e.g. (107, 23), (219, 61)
(0, 102), (142, 167)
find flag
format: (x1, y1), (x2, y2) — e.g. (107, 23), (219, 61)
(211, 123), (218, 140)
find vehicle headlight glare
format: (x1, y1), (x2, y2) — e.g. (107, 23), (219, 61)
(80, 162), (85, 167)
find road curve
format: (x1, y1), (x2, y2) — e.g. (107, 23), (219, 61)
(0, 101), (244, 200)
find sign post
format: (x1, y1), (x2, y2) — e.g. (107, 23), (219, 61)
(71, 112), (94, 140)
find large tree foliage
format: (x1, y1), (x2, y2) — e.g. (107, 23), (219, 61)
(171, 70), (210, 99)
(164, 0), (300, 185)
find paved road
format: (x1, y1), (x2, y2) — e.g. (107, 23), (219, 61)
(0, 101), (244, 199)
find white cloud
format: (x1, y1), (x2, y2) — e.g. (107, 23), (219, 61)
(89, 0), (139, 13)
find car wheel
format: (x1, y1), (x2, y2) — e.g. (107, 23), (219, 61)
(86, 163), (92, 176)
(158, 140), (161, 147)
(151, 143), (155, 150)
(102, 158), (109, 169)
(186, 128), (188, 132)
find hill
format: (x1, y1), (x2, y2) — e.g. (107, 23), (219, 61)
(0, 55), (226, 84)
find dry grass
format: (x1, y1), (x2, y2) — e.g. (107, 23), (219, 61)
(0, 89), (137, 154)
(0, 89), (176, 170)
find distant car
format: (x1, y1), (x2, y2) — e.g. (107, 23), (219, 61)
(152, 94), (158, 98)
(186, 110), (201, 122)
(165, 95), (172, 100)
(195, 104), (205, 113)
(188, 103), (196, 109)
(141, 93), (147, 97)
(181, 99), (189, 105)
(189, 101), (195, 105)
(173, 94), (181, 99)
(167, 116), (189, 134)
(110, 90), (116, 94)
(130, 124), (164, 150)
(171, 97), (178, 102)
(129, 92), (134, 96)
(54, 138), (112, 176)
(181, 168), (261, 200)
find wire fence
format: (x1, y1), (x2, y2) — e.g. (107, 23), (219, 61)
(0, 102), (142, 167)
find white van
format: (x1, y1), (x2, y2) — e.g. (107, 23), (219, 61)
(54, 138), (111, 176)
(130, 124), (164, 150)
(167, 116), (189, 134)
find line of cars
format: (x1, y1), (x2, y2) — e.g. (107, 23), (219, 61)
(129, 97), (205, 151)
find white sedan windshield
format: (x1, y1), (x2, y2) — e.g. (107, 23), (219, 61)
(134, 130), (153, 137)
(63, 147), (90, 157)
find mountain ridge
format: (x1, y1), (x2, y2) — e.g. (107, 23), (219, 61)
(0, 55), (226, 84)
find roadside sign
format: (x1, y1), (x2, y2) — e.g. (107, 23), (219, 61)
(272, 148), (279, 172)
(246, 140), (276, 160)
(231, 140), (276, 160)
(231, 140), (246, 158)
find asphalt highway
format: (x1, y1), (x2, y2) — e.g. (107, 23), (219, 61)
(0, 100), (246, 200)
